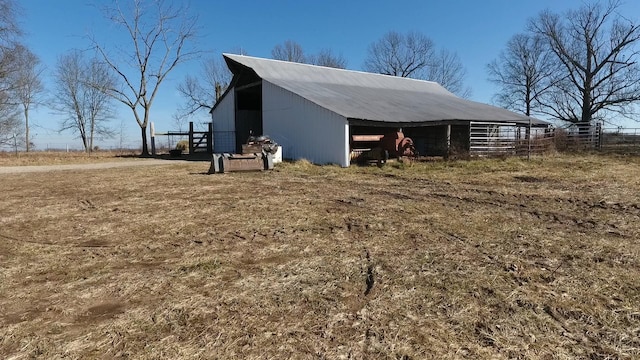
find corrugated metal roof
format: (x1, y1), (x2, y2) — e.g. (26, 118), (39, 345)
(223, 54), (548, 126)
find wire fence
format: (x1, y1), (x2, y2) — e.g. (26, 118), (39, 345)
(0, 137), (186, 154)
(5, 123), (640, 158)
(554, 123), (640, 153)
(40, 142), (144, 152)
(468, 122), (554, 157)
(468, 122), (640, 157)
(600, 127), (640, 153)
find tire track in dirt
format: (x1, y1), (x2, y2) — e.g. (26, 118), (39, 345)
(362, 179), (637, 236)
(354, 174), (640, 217)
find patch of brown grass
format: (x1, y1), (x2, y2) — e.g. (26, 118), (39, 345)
(0, 154), (639, 358)
(0, 150), (140, 166)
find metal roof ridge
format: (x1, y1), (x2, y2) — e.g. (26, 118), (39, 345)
(221, 53), (444, 86)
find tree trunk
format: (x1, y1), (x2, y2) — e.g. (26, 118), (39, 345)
(582, 49), (592, 125)
(25, 107), (30, 152)
(13, 134), (18, 155)
(581, 89), (591, 124)
(525, 84), (531, 117)
(140, 126), (149, 156)
(89, 119), (95, 154)
(577, 66), (593, 145)
(81, 133), (89, 152)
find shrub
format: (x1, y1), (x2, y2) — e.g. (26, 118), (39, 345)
(175, 140), (189, 151)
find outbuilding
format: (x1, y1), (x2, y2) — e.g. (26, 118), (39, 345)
(210, 54), (549, 167)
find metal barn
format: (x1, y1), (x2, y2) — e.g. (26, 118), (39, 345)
(210, 54), (549, 167)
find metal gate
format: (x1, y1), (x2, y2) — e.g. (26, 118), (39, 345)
(469, 122), (518, 155)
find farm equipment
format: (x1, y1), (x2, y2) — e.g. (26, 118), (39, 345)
(241, 134), (280, 156)
(351, 130), (417, 166)
(209, 134), (279, 174)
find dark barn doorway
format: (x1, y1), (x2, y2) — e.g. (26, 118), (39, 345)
(234, 82), (262, 153)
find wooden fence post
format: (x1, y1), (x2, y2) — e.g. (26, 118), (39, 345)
(188, 122), (194, 155)
(150, 122), (156, 156)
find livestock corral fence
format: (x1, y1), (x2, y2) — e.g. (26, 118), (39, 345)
(469, 121), (554, 157)
(468, 121), (640, 157)
(551, 123), (640, 153)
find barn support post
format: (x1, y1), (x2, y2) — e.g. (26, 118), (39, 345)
(150, 122), (156, 157)
(188, 122), (194, 155)
(343, 122), (350, 167)
(446, 124), (451, 159)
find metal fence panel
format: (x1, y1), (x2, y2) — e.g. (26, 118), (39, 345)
(600, 127), (640, 153)
(469, 122), (552, 157)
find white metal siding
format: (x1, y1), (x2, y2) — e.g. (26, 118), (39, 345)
(211, 91), (236, 153)
(262, 81), (350, 167)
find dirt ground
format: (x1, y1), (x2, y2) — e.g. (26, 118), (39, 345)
(0, 154), (639, 359)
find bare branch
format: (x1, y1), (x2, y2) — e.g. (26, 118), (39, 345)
(5, 44), (44, 151)
(175, 56), (231, 119)
(271, 40), (306, 63)
(529, 0), (640, 124)
(0, 0), (31, 151)
(428, 49), (471, 98)
(364, 31), (471, 96)
(51, 50), (116, 152)
(488, 32), (561, 116)
(92, 0), (201, 155)
(364, 31), (435, 78)
(307, 48), (347, 69)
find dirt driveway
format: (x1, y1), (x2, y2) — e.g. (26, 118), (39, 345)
(0, 159), (192, 175)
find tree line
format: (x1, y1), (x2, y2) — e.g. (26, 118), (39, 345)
(488, 0), (640, 126)
(0, 0), (199, 154)
(0, 0), (43, 152)
(1, 0), (639, 154)
(172, 0), (640, 139)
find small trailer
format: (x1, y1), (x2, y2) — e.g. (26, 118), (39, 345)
(208, 135), (279, 174)
(209, 152), (274, 173)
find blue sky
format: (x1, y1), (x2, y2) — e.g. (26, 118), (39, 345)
(17, 0), (640, 150)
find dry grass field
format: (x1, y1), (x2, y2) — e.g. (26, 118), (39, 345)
(0, 151), (141, 166)
(1, 153), (639, 359)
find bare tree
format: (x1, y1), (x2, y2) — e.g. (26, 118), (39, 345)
(0, 91), (21, 151)
(428, 49), (472, 98)
(176, 57), (231, 119)
(530, 0), (640, 125)
(94, 0), (200, 156)
(0, 0), (20, 45)
(363, 31), (435, 78)
(272, 41), (347, 69)
(7, 44), (44, 152)
(0, 0), (19, 88)
(0, 0), (24, 150)
(307, 48), (347, 69)
(363, 31), (471, 96)
(0, 49), (18, 148)
(488, 33), (559, 116)
(52, 50), (116, 152)
(271, 40), (306, 63)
